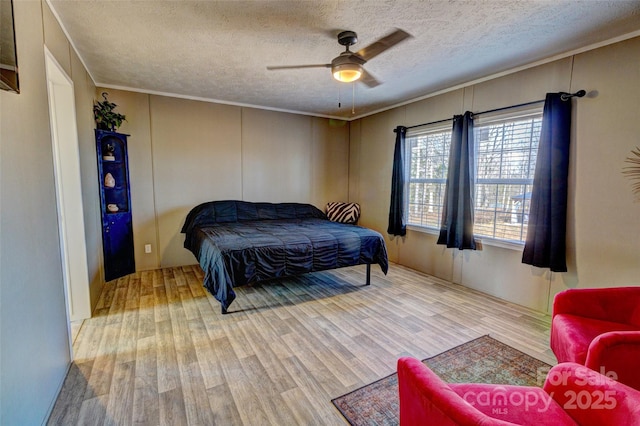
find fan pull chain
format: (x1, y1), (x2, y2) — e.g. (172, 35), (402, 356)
(338, 84), (341, 108)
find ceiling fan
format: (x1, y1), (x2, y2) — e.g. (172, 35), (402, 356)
(266, 28), (412, 87)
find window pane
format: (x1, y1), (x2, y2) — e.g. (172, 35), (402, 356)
(477, 117), (541, 181)
(474, 183), (531, 240)
(408, 182), (445, 228)
(406, 128), (451, 229)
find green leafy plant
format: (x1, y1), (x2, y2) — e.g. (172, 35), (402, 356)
(93, 92), (126, 131)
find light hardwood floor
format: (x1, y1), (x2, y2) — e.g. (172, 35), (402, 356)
(48, 263), (555, 425)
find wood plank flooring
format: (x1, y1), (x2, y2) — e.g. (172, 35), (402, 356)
(48, 263), (555, 425)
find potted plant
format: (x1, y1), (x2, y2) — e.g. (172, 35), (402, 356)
(93, 92), (126, 131)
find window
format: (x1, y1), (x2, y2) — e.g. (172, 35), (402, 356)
(406, 124), (451, 229)
(474, 110), (542, 242)
(405, 108), (543, 244)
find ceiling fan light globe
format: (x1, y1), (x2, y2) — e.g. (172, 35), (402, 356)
(334, 69), (362, 82)
(332, 63), (362, 83)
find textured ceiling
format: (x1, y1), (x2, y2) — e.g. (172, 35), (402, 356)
(49, 0), (640, 119)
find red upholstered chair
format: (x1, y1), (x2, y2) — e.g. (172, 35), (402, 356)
(397, 358), (640, 425)
(550, 286), (640, 390)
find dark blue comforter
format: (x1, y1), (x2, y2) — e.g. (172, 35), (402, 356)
(182, 200), (388, 312)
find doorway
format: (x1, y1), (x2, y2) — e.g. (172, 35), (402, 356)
(44, 48), (91, 329)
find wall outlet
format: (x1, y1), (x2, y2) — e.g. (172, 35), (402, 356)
(144, 244), (152, 254)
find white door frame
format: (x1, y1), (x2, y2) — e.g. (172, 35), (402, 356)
(44, 47), (91, 328)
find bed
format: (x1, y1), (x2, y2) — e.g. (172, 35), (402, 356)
(182, 200), (389, 313)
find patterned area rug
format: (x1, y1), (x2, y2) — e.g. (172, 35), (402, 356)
(331, 335), (552, 426)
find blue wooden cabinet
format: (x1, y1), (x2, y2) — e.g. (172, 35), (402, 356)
(95, 130), (135, 281)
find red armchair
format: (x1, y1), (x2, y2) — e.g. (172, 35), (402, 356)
(397, 358), (640, 425)
(550, 286), (640, 390)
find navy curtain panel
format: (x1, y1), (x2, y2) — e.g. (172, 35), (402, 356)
(522, 93), (572, 272)
(437, 111), (476, 250)
(388, 126), (407, 236)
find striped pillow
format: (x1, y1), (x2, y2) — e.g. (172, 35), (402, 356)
(326, 202), (361, 224)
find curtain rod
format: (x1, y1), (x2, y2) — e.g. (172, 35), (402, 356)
(403, 90), (586, 131)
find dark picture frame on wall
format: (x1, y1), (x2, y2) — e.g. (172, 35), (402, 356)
(1, 0), (19, 93)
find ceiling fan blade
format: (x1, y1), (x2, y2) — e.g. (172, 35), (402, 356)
(355, 28), (412, 62)
(266, 64), (331, 70)
(360, 69), (381, 88)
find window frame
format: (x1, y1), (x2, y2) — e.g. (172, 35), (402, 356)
(404, 106), (543, 248)
(404, 122), (452, 230)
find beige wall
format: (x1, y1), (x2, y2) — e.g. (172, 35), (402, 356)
(0, 1), (96, 423)
(350, 37), (640, 313)
(101, 89), (350, 269)
(562, 37), (640, 293)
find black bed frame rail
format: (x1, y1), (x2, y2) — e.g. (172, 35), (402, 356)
(366, 263), (371, 286)
(221, 263), (373, 314)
